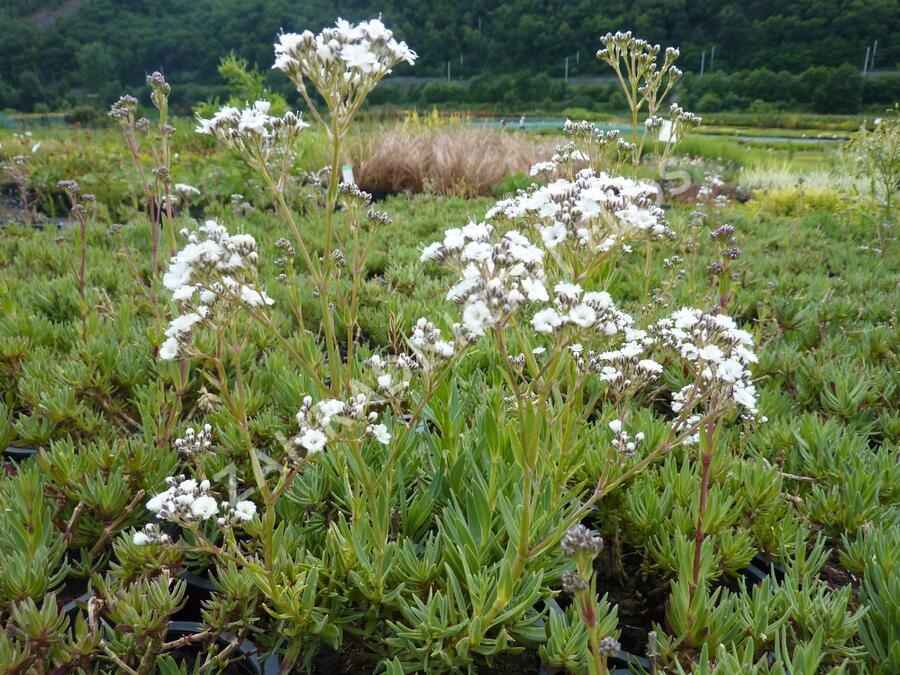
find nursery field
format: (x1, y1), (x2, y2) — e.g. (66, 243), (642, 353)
(1, 23), (899, 675)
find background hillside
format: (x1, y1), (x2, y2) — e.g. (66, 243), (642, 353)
(2, 0), (898, 113)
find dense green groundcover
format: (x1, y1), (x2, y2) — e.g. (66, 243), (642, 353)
(0, 112), (898, 674)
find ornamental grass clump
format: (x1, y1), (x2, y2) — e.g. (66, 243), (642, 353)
(353, 127), (550, 198)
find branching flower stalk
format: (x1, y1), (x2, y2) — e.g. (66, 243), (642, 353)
(561, 526), (620, 675)
(147, 72), (178, 259)
(1, 154), (38, 227)
(270, 20), (417, 393)
(847, 107), (899, 255)
(58, 180), (93, 343)
(597, 32), (689, 177)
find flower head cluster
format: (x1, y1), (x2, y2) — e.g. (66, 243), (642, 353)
(160, 221), (273, 361)
(132, 522), (171, 546)
(138, 477), (256, 540)
(653, 308), (759, 416)
(696, 171), (728, 207)
(573, 330), (663, 398)
(408, 317), (456, 365)
(608, 419), (645, 457)
(532, 285), (636, 336)
(196, 101), (308, 165)
(218, 499), (258, 525)
(487, 169), (670, 253)
(293, 393), (390, 456)
(273, 19), (416, 129)
(560, 524), (604, 557)
(174, 424), (213, 456)
(145, 476), (220, 523)
(597, 32), (682, 100)
(108, 95), (139, 123)
(421, 222), (548, 338)
(530, 120), (624, 175)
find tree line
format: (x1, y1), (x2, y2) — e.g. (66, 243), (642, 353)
(1, 0), (897, 113)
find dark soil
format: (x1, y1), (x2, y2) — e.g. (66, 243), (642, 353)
(821, 545), (856, 590)
(311, 643), (541, 674)
(590, 543), (669, 658)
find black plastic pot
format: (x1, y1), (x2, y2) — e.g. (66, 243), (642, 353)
(61, 590), (91, 618)
(176, 570), (217, 621)
(539, 598), (650, 674)
(2, 445), (37, 462)
(752, 553), (786, 583)
(167, 621), (261, 673)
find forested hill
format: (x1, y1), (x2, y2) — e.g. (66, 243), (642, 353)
(2, 0), (897, 111)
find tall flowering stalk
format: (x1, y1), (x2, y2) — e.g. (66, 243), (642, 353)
(109, 72), (178, 284)
(271, 19), (416, 392)
(597, 32), (697, 177)
(58, 180), (94, 343)
(596, 32), (700, 305)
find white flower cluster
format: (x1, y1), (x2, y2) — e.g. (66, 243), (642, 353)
(219, 499), (258, 525)
(487, 169), (670, 253)
(529, 120), (624, 176)
(532, 284), (636, 335)
(138, 477), (257, 543)
(362, 319), (456, 401)
(421, 222), (548, 338)
(145, 476), (220, 523)
(273, 18), (416, 122)
(597, 32), (683, 89)
(653, 308), (759, 416)
(174, 183), (201, 197)
(408, 317), (456, 363)
(294, 393), (390, 455)
(132, 522), (171, 546)
(696, 171), (728, 207)
(174, 424), (213, 456)
(195, 101), (308, 159)
(160, 221), (273, 361)
(608, 419), (645, 457)
(572, 330), (664, 397)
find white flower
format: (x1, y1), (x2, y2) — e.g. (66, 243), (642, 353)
(146, 492), (169, 513)
(420, 242), (442, 261)
(377, 374), (393, 390)
(190, 495), (219, 520)
(463, 300), (493, 336)
(299, 428), (327, 454)
(174, 183), (200, 196)
(521, 277), (549, 302)
(540, 223), (568, 248)
(608, 419), (622, 433)
(717, 358), (744, 383)
(133, 531), (151, 546)
(568, 304), (597, 328)
(443, 228), (465, 249)
(370, 423), (391, 444)
(434, 340), (455, 358)
(532, 308), (563, 334)
(698, 344), (724, 364)
(342, 42), (379, 72)
(672, 307), (701, 329)
(554, 282), (583, 302)
(462, 241), (494, 263)
(159, 337), (180, 361)
(233, 500), (257, 522)
(179, 479), (198, 493)
(318, 399), (346, 418)
(638, 359), (663, 374)
(732, 383), (757, 412)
